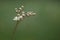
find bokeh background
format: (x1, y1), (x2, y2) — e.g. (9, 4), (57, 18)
(0, 0), (60, 40)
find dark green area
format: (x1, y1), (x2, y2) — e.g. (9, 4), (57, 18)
(0, 0), (60, 40)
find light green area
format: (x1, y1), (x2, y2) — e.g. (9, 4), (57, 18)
(0, 0), (60, 40)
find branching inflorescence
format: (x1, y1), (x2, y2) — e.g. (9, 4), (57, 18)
(13, 5), (36, 21)
(12, 5), (36, 40)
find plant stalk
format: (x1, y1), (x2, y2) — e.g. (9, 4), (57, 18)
(11, 21), (20, 40)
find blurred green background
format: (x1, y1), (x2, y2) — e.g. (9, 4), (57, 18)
(0, 0), (60, 40)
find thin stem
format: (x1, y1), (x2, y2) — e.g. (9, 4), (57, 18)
(11, 21), (20, 40)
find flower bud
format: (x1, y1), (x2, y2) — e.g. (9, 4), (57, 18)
(21, 5), (24, 8)
(19, 15), (23, 20)
(19, 7), (22, 10)
(32, 13), (36, 15)
(22, 13), (26, 17)
(13, 16), (20, 21)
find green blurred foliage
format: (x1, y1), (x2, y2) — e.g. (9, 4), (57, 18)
(0, 0), (60, 40)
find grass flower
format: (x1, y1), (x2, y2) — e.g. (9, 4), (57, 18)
(12, 5), (36, 40)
